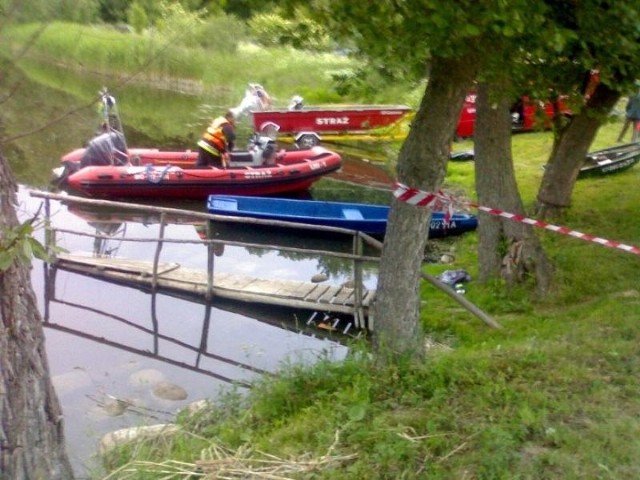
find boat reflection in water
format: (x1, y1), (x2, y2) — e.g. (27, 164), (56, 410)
(62, 198), (382, 297)
(66, 199), (371, 256)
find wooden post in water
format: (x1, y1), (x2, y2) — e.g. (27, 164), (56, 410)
(206, 221), (214, 302)
(353, 233), (364, 329)
(42, 197), (57, 317)
(43, 197), (55, 257)
(152, 213), (167, 291)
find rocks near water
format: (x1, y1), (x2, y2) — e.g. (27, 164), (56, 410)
(98, 423), (181, 456)
(311, 273), (329, 283)
(152, 381), (188, 401)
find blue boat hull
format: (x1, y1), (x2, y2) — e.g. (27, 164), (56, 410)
(207, 195), (478, 238)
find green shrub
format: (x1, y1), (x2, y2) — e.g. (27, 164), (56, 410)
(127, 1), (149, 34)
(248, 10), (332, 52)
(190, 15), (248, 52)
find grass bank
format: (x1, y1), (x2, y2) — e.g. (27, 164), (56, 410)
(4, 22), (413, 107)
(99, 121), (640, 479)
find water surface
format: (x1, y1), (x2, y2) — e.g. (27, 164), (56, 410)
(6, 61), (391, 477)
(20, 187), (369, 477)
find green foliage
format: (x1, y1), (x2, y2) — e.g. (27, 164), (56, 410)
(330, 64), (420, 102)
(98, 0), (130, 23)
(57, 0), (100, 23)
(96, 0), (223, 25)
(154, 1), (204, 40)
(128, 1), (241, 51)
(248, 9), (332, 52)
(6, 22), (209, 80)
(222, 0), (276, 19)
(126, 0), (163, 29)
(0, 215), (49, 270)
(126, 2), (149, 34)
(4, 22), (364, 106)
(1, 0), (100, 23)
(292, 0), (511, 80)
(189, 14), (248, 51)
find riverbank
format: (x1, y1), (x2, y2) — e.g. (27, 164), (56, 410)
(5, 24), (640, 479)
(89, 120), (640, 480)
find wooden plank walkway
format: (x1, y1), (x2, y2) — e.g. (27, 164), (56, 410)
(54, 253), (376, 319)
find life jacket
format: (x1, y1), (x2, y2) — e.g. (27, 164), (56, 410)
(198, 116), (230, 155)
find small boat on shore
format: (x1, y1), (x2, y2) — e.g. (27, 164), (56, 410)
(453, 143), (640, 178)
(578, 142), (640, 178)
(206, 195), (478, 238)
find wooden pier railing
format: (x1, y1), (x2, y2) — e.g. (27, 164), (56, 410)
(31, 191), (500, 332)
(31, 191), (383, 331)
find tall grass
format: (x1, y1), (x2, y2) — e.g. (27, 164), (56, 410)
(4, 22), (375, 106)
(6, 23), (207, 78)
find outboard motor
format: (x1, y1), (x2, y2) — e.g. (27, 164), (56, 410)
(249, 134), (278, 166)
(80, 131), (129, 168)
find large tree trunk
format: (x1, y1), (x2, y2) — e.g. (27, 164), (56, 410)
(0, 151), (75, 479)
(536, 83), (620, 218)
(474, 82), (554, 294)
(373, 55), (479, 360)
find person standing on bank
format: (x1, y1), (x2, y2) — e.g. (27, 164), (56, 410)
(196, 110), (236, 168)
(617, 90), (640, 143)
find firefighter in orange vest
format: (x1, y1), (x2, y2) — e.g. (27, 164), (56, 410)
(196, 110), (236, 168)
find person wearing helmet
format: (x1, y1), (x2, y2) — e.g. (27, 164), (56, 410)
(288, 95), (304, 111)
(196, 110), (236, 168)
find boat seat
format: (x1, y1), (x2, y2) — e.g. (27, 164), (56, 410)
(342, 208), (364, 220)
(228, 151), (265, 168)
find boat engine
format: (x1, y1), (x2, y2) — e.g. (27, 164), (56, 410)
(80, 131), (129, 168)
(249, 134), (278, 166)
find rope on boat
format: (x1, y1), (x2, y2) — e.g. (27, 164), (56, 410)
(145, 164), (174, 184)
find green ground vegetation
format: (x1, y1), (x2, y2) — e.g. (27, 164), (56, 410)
(5, 22), (640, 479)
(99, 121), (640, 480)
(4, 22), (411, 107)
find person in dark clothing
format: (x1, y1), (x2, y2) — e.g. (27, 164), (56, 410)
(196, 110), (236, 168)
(617, 90), (640, 143)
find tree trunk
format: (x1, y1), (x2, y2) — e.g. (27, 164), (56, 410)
(373, 55), (479, 361)
(0, 151), (75, 479)
(536, 83), (620, 218)
(474, 82), (554, 294)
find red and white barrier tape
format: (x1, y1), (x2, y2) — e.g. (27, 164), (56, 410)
(393, 184), (455, 222)
(393, 182), (640, 256)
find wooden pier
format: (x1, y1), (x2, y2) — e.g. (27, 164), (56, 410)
(54, 252), (376, 318)
(34, 191), (501, 333)
(34, 192), (382, 331)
